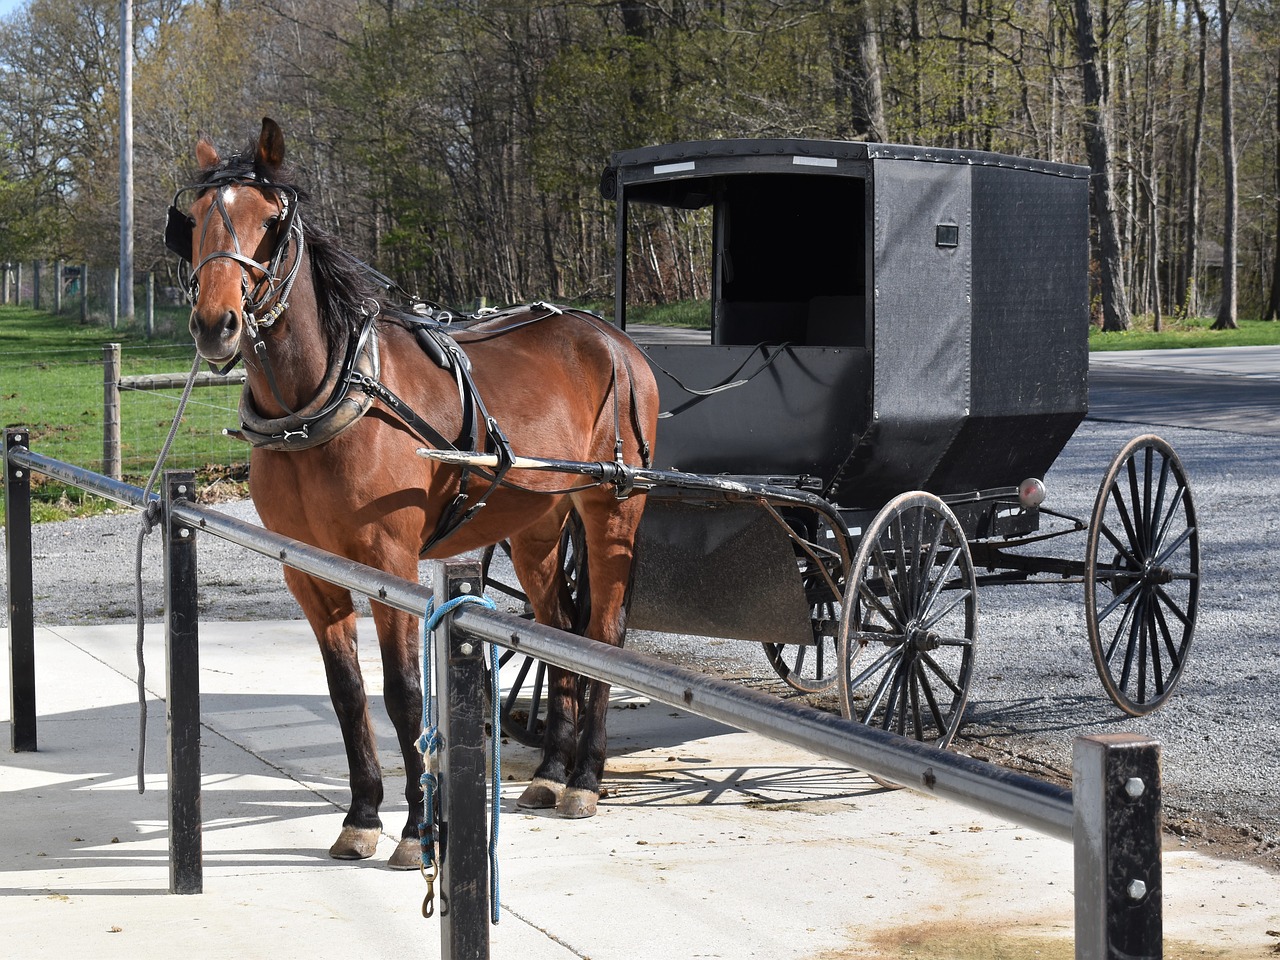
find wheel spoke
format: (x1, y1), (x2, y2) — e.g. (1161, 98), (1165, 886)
(848, 643), (902, 690)
(1103, 588), (1140, 663)
(1117, 592), (1145, 692)
(1151, 596), (1181, 676)
(1147, 600), (1168, 697)
(1154, 584), (1192, 629)
(792, 643), (809, 677)
(1097, 519), (1142, 570)
(919, 543), (963, 616)
(1110, 478), (1144, 562)
(857, 578), (900, 629)
(1149, 455), (1171, 550)
(862, 652), (902, 726)
(1136, 596), (1149, 701)
(1151, 480), (1189, 556)
(918, 586), (972, 633)
(892, 660), (910, 735)
(1149, 523), (1195, 572)
(909, 661), (924, 740)
(919, 650), (965, 698)
(1128, 455), (1149, 554)
(870, 542), (908, 625)
(917, 662), (948, 734)
(1095, 574), (1144, 625)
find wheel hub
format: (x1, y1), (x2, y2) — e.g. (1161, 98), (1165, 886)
(904, 620), (941, 653)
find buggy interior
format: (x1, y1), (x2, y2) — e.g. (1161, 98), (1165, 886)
(621, 172), (870, 349)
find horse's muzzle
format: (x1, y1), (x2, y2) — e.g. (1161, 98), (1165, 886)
(190, 308), (242, 363)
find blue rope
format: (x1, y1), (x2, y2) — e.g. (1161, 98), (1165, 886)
(417, 591), (502, 925)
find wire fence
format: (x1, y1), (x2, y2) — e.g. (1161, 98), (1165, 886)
(1, 344), (248, 499)
(4, 259), (191, 331)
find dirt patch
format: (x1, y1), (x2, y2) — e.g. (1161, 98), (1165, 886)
(812, 921), (1268, 960)
(813, 920), (1073, 960)
(963, 738), (1280, 875)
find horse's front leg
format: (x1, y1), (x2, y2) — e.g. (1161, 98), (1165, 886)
(285, 568), (384, 859)
(371, 600), (427, 869)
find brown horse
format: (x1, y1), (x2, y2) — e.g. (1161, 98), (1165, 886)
(173, 117), (658, 867)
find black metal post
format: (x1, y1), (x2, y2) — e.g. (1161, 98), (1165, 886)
(431, 560), (491, 960)
(4, 428), (36, 752)
(1073, 733), (1162, 960)
(164, 471), (203, 894)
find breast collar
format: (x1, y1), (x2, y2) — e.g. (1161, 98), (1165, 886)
(231, 314), (380, 450)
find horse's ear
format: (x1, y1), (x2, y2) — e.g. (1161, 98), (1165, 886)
(195, 137), (219, 170)
(257, 117), (285, 171)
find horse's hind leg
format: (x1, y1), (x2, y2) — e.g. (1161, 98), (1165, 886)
(285, 567), (384, 859)
(557, 491), (648, 819)
(509, 507), (579, 811)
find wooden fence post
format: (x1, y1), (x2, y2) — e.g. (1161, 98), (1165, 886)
(103, 343), (122, 480)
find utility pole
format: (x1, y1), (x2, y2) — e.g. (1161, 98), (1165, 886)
(119, 0), (134, 323)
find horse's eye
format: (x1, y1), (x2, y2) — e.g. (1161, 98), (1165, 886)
(263, 215), (281, 230)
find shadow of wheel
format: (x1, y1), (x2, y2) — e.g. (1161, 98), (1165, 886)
(480, 512), (589, 747)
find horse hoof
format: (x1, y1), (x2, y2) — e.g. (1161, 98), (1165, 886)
(556, 787), (598, 819)
(388, 838), (422, 871)
(516, 777), (564, 809)
(328, 825), (381, 860)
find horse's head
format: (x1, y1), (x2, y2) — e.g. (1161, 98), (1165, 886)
(170, 117), (302, 363)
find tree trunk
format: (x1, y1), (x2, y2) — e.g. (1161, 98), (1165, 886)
(1074, 0), (1130, 331)
(1214, 0), (1239, 330)
(1267, 46), (1280, 322)
(829, 0), (887, 142)
(1181, 1), (1210, 318)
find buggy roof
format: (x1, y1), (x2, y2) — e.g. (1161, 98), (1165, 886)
(602, 138), (1089, 206)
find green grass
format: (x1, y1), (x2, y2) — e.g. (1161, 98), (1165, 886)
(2, 304), (248, 522)
(1089, 314), (1280, 350)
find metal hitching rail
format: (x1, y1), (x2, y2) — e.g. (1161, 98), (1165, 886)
(4, 429), (1162, 959)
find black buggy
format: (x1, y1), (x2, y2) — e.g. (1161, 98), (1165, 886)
(486, 138), (1200, 751)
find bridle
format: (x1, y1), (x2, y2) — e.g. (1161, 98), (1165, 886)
(167, 170), (377, 431)
(166, 171), (304, 340)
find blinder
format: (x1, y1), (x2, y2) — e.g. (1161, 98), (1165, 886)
(165, 205), (194, 262)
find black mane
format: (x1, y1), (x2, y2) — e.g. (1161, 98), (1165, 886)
(194, 143), (377, 351)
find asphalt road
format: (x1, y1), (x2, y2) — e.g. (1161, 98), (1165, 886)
(1089, 345), (1280, 436)
(2, 345), (1278, 870)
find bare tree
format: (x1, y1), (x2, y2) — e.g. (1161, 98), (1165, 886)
(1074, 0), (1130, 330)
(1214, 0), (1240, 329)
(828, 0), (888, 141)
(1179, 0), (1210, 318)
(1267, 44), (1280, 321)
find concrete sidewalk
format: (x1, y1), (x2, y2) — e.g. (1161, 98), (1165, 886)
(2, 618), (1277, 959)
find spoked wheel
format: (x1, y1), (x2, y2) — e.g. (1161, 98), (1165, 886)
(762, 511), (847, 694)
(480, 512), (590, 746)
(1085, 434), (1199, 716)
(838, 492), (978, 750)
